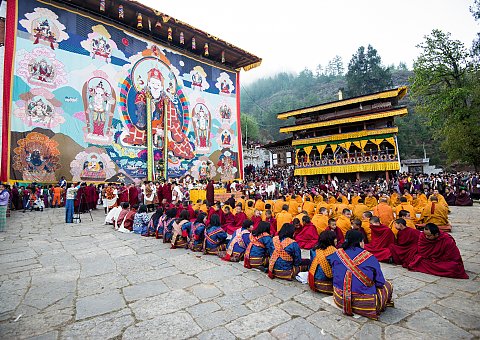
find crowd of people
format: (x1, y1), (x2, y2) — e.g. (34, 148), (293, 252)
(0, 169), (475, 319)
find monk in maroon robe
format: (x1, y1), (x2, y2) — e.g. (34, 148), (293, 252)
(389, 218), (420, 266)
(206, 180), (215, 206)
(85, 184), (96, 210)
(223, 206), (235, 232)
(325, 218), (345, 248)
(128, 184), (139, 207)
(118, 184), (129, 205)
(364, 216), (395, 262)
(407, 223), (468, 279)
(294, 216), (319, 249)
(163, 183), (172, 202)
(229, 204), (246, 235)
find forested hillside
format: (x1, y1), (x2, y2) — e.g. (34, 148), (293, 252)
(240, 68), (443, 165)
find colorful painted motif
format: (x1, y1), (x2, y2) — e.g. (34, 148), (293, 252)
(70, 147), (116, 181)
(14, 88), (65, 128)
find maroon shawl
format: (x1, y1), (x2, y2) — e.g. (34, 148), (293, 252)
(390, 227), (420, 266)
(294, 222), (319, 250)
(364, 224), (394, 262)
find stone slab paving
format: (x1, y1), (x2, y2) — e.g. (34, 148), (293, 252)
(0, 205), (479, 339)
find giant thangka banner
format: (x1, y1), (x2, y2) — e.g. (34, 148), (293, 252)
(7, 0), (242, 183)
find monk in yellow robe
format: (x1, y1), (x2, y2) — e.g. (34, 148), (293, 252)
(237, 196), (246, 211)
(395, 197), (416, 222)
(332, 202), (348, 218)
(295, 194), (304, 204)
(302, 197), (316, 218)
(350, 192), (361, 206)
(276, 204), (292, 231)
(338, 193), (349, 205)
(327, 195), (337, 205)
(273, 197), (285, 216)
(311, 207), (329, 235)
(336, 208), (352, 237)
(403, 190), (413, 205)
(288, 197), (300, 216)
(255, 199), (265, 212)
(430, 189), (448, 208)
(361, 211), (373, 242)
(313, 194), (323, 204)
(420, 196), (450, 231)
(295, 211), (307, 226)
(315, 200), (330, 217)
(303, 193), (313, 203)
(245, 200), (255, 219)
(373, 197), (394, 226)
(389, 192), (400, 208)
(364, 192), (378, 209)
(390, 209), (416, 237)
(352, 198), (370, 220)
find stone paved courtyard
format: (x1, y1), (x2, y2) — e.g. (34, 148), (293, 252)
(0, 205), (479, 339)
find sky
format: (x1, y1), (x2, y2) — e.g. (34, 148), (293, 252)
(139, 0), (479, 84)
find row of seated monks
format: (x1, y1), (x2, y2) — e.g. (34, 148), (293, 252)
(135, 189), (469, 320)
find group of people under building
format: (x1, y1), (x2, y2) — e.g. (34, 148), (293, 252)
(103, 186), (469, 320)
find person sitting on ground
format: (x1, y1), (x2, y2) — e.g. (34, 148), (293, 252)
(203, 214), (228, 255)
(294, 215), (319, 250)
(251, 209), (263, 230)
(455, 189), (473, 206)
(132, 204), (150, 235)
(145, 206), (163, 237)
(312, 207), (329, 235)
(245, 200), (255, 219)
(115, 202), (131, 232)
(276, 204), (293, 232)
(308, 230), (337, 294)
(352, 198), (369, 220)
(264, 209), (277, 236)
(268, 223), (310, 280)
(373, 197), (394, 227)
(325, 218), (344, 248)
(223, 219), (254, 262)
(162, 208), (177, 242)
(389, 218), (420, 266)
(395, 197), (416, 221)
(244, 221), (274, 269)
(336, 208), (352, 237)
(351, 219), (368, 244)
(361, 211), (373, 242)
(364, 216), (395, 262)
(419, 196), (451, 232)
(328, 230), (394, 320)
(105, 203), (122, 225)
(184, 212), (207, 252)
(228, 203), (247, 235)
(406, 223), (468, 279)
(170, 210), (190, 249)
(390, 209), (416, 237)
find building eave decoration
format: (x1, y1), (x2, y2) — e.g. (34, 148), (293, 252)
(279, 108), (407, 134)
(294, 161), (400, 175)
(291, 127), (399, 146)
(277, 86), (407, 120)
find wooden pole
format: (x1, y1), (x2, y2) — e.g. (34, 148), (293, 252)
(146, 91), (153, 181)
(163, 98), (169, 180)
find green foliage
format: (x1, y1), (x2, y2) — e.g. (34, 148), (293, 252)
(345, 45), (393, 97)
(240, 113), (260, 145)
(410, 29), (480, 170)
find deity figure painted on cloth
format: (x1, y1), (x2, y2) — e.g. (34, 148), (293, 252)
(217, 150), (237, 182)
(82, 74), (116, 145)
(120, 54), (193, 160)
(70, 147), (116, 182)
(215, 72), (235, 96)
(14, 88), (65, 128)
(80, 25), (117, 63)
(13, 132), (61, 182)
(81, 154), (106, 181)
(219, 103), (232, 122)
(184, 65), (209, 92)
(17, 47), (67, 89)
(19, 8), (69, 50)
(190, 156), (217, 181)
(192, 100), (211, 153)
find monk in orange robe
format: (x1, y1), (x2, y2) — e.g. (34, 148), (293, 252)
(430, 189), (448, 208)
(420, 196), (450, 232)
(288, 196), (300, 216)
(350, 192), (361, 206)
(273, 197), (285, 216)
(276, 204), (292, 232)
(361, 211), (373, 242)
(338, 193), (349, 205)
(336, 208), (352, 237)
(312, 207), (329, 235)
(373, 197), (394, 227)
(414, 191), (428, 212)
(352, 198), (370, 220)
(255, 198), (265, 212)
(389, 191), (400, 208)
(313, 194), (323, 204)
(316, 201), (329, 216)
(403, 190), (413, 205)
(302, 197), (316, 218)
(295, 194), (303, 204)
(364, 192), (378, 209)
(395, 197), (416, 221)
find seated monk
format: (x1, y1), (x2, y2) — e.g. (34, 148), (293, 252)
(364, 192), (378, 209)
(389, 218), (420, 266)
(336, 208), (352, 237)
(364, 216), (395, 262)
(352, 198), (369, 220)
(328, 230), (394, 320)
(288, 196), (300, 217)
(268, 223), (310, 280)
(361, 211), (373, 242)
(244, 221), (274, 269)
(372, 197), (394, 226)
(455, 189), (473, 206)
(390, 209), (416, 237)
(294, 215), (319, 250)
(223, 220), (253, 262)
(312, 207), (329, 235)
(445, 187), (457, 206)
(251, 209), (263, 230)
(308, 230), (337, 294)
(351, 219), (368, 244)
(419, 196), (451, 232)
(203, 214), (228, 255)
(276, 204), (293, 232)
(222, 205), (235, 233)
(264, 209), (277, 236)
(302, 197), (316, 218)
(326, 218), (345, 248)
(407, 223), (468, 279)
(395, 197), (416, 222)
(245, 200), (255, 219)
(430, 189), (448, 208)
(228, 203), (246, 235)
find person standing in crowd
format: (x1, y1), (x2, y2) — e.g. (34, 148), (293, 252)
(65, 183), (79, 223)
(0, 184), (10, 232)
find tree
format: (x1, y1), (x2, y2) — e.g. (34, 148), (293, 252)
(240, 113), (260, 146)
(410, 29), (480, 170)
(345, 45), (393, 97)
(325, 55), (344, 77)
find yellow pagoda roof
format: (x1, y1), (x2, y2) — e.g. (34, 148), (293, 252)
(291, 127), (398, 146)
(280, 108), (407, 134)
(294, 161), (400, 176)
(277, 87), (407, 120)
